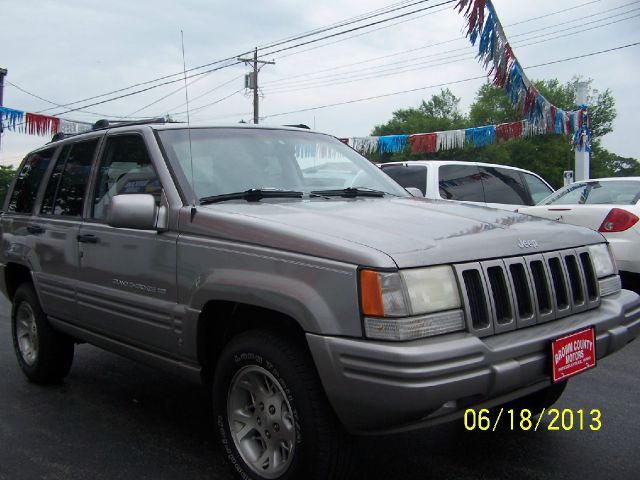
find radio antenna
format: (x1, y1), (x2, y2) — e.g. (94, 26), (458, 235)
(181, 29), (196, 208)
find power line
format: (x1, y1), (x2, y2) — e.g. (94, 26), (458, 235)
(30, 1), (447, 116)
(162, 74), (245, 115)
(6, 80), (147, 119)
(262, 42), (640, 119)
(35, 53), (252, 115)
(173, 88), (244, 116)
(266, 0), (608, 63)
(257, 0), (434, 51)
(263, 11), (640, 95)
(259, 0), (456, 58)
(48, 60), (245, 117)
(265, 1), (639, 90)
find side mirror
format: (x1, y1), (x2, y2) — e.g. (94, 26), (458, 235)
(405, 187), (424, 197)
(107, 194), (158, 230)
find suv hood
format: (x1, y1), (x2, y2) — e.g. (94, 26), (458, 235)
(195, 197), (604, 268)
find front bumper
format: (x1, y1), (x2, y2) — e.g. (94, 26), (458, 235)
(307, 289), (640, 435)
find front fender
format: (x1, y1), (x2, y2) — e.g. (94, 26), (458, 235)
(178, 237), (362, 339)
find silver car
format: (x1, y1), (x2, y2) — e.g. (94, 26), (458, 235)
(1, 122), (638, 480)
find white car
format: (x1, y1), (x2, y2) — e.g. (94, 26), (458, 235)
(380, 160), (554, 210)
(519, 177), (640, 292)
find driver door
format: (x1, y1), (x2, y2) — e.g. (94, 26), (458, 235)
(76, 133), (178, 355)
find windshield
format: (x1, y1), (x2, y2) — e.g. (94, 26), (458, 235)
(541, 180), (640, 206)
(157, 128), (409, 201)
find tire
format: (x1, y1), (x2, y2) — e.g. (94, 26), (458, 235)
(11, 283), (75, 384)
(212, 329), (354, 480)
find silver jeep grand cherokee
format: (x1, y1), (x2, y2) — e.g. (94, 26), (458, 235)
(1, 122), (639, 480)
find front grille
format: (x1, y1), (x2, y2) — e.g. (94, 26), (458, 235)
(455, 248), (600, 337)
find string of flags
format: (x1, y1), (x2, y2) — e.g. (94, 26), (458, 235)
(341, 117), (579, 155)
(0, 106), (91, 137)
(455, 0), (591, 152)
(340, 0), (595, 157)
(3, 0), (592, 155)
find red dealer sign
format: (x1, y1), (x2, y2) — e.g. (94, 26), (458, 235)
(551, 328), (596, 383)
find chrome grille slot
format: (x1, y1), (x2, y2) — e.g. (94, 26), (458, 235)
(457, 249), (600, 338)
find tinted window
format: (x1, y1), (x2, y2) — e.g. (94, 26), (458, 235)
(92, 135), (160, 220)
(522, 172), (553, 204)
(381, 165), (427, 195)
(480, 167), (530, 205)
(40, 139), (98, 216)
(438, 164), (484, 202)
(7, 148), (56, 214)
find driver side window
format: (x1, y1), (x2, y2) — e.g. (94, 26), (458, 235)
(92, 135), (161, 220)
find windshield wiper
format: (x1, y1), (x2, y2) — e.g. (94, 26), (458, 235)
(199, 188), (303, 204)
(310, 187), (386, 198)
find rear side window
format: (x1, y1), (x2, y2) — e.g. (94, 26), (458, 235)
(6, 148), (56, 214)
(91, 135), (160, 220)
(480, 166), (530, 205)
(438, 164), (484, 202)
(381, 164), (428, 195)
(41, 139), (98, 217)
(522, 172), (553, 204)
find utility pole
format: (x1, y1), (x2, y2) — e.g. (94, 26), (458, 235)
(0, 67), (7, 153)
(574, 82), (589, 181)
(238, 48), (274, 124)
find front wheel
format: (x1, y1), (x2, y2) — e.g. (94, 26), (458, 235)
(11, 283), (75, 383)
(213, 329), (353, 480)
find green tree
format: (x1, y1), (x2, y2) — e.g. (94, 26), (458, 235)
(372, 88), (467, 136)
(369, 77), (632, 187)
(468, 82), (520, 126)
(0, 165), (17, 209)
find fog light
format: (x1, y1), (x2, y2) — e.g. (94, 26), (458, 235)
(364, 310), (465, 341)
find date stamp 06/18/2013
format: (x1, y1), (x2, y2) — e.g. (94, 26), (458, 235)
(463, 408), (602, 432)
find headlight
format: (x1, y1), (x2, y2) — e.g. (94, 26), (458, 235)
(587, 243), (617, 278)
(359, 266), (464, 340)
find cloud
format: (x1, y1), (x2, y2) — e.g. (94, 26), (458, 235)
(1, 0), (639, 164)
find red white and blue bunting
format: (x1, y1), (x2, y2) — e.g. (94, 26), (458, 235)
(344, 119), (562, 155)
(455, 0), (591, 151)
(0, 106), (91, 137)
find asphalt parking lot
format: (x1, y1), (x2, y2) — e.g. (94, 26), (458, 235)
(1, 294), (639, 480)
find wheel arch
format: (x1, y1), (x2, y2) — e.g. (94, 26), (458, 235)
(197, 300), (309, 386)
(4, 262), (34, 300)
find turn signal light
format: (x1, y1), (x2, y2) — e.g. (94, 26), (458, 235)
(598, 208), (639, 233)
(360, 270), (385, 317)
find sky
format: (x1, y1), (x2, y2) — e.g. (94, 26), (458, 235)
(1, 0), (639, 167)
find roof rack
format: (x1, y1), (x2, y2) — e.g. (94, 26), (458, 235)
(49, 117), (167, 143)
(90, 117), (167, 131)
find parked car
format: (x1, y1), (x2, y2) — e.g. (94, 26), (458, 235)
(380, 160), (554, 210)
(519, 177), (640, 292)
(1, 122), (639, 480)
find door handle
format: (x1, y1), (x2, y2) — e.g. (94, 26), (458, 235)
(77, 234), (99, 244)
(27, 225), (45, 234)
